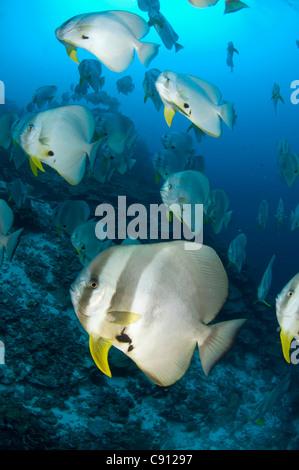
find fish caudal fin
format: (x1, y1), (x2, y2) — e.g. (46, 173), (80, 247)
(218, 101), (234, 130)
(136, 41), (160, 68)
(198, 318), (246, 376)
(224, 1), (249, 14)
(5, 228), (24, 262)
(175, 43), (184, 53)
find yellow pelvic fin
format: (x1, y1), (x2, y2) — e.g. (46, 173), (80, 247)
(65, 44), (79, 64)
(280, 329), (293, 363)
(108, 311), (141, 326)
(254, 418), (265, 426)
(164, 106), (176, 127)
(89, 336), (112, 377)
(167, 210), (173, 223)
(155, 172), (161, 184)
(76, 248), (84, 259)
(30, 155), (45, 173)
(29, 158), (38, 177)
(56, 226), (62, 236)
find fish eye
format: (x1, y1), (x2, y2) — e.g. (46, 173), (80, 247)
(88, 279), (99, 290)
(27, 125), (34, 131)
(48, 151), (54, 156)
(82, 35), (89, 39)
(287, 291), (294, 297)
(168, 184), (173, 190)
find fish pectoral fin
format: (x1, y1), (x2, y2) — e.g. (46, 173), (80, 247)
(108, 311), (142, 326)
(280, 329), (293, 363)
(65, 44), (79, 64)
(89, 336), (112, 377)
(164, 106), (176, 127)
(39, 136), (50, 146)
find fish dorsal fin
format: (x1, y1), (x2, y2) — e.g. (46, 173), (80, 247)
(164, 106), (176, 127)
(63, 105), (95, 142)
(107, 137), (125, 155)
(109, 10), (149, 39)
(185, 74), (222, 105)
(89, 336), (112, 377)
(172, 242), (228, 324)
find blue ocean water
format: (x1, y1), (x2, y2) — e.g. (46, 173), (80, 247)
(0, 0), (298, 451)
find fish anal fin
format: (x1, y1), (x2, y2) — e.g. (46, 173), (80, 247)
(5, 228), (24, 261)
(135, 339), (196, 387)
(89, 336), (112, 377)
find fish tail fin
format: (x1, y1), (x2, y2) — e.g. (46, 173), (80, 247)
(136, 41), (160, 68)
(198, 319), (246, 376)
(89, 139), (103, 170)
(224, 1), (249, 14)
(174, 43), (184, 53)
(5, 228), (24, 262)
(218, 101), (234, 130)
